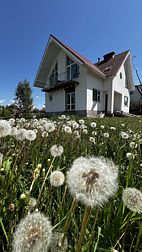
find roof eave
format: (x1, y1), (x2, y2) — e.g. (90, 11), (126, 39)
(85, 64), (106, 78)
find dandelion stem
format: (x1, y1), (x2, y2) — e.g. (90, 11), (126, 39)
(76, 206), (92, 252)
(121, 212), (133, 252)
(88, 208), (99, 251)
(37, 156), (56, 206)
(61, 185), (68, 205)
(133, 222), (142, 252)
(61, 197), (77, 246)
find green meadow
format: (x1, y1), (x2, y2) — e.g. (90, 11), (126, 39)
(0, 116), (142, 252)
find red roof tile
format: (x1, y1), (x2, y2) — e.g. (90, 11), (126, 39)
(51, 35), (130, 79)
(95, 50), (130, 77)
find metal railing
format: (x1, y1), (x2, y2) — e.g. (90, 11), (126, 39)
(48, 69), (79, 87)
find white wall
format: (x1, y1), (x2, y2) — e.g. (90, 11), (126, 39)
(86, 73), (104, 112)
(45, 90), (65, 112)
(113, 64), (130, 113)
(75, 65), (87, 111)
(103, 78), (113, 113)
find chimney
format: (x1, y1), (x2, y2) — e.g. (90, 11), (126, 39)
(103, 51), (115, 61)
(98, 57), (100, 63)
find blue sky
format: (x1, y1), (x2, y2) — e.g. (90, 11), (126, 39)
(0, 0), (142, 108)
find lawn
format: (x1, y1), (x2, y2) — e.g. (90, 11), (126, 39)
(0, 115), (142, 252)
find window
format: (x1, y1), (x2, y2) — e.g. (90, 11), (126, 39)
(120, 72), (122, 79)
(66, 87), (75, 111)
(66, 56), (79, 81)
(49, 62), (58, 86)
(93, 89), (100, 102)
(49, 94), (53, 101)
(124, 96), (128, 106)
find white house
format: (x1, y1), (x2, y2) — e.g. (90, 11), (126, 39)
(34, 34), (134, 116)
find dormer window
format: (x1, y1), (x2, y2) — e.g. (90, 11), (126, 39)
(120, 72), (122, 79)
(104, 66), (112, 72)
(49, 62), (58, 86)
(66, 56), (79, 81)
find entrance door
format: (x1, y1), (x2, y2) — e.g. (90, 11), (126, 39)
(105, 94), (108, 114)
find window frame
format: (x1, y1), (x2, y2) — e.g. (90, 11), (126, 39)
(65, 87), (75, 111)
(49, 62), (58, 86)
(120, 72), (122, 79)
(49, 94), (53, 102)
(66, 56), (79, 81)
(124, 96), (128, 106)
(93, 89), (100, 102)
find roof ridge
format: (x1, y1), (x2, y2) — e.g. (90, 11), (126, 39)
(50, 34), (106, 77)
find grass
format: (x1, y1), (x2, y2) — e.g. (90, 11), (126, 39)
(0, 116), (142, 251)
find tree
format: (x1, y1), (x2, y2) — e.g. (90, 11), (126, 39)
(15, 79), (33, 114)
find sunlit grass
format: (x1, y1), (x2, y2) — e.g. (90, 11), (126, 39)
(0, 116), (142, 251)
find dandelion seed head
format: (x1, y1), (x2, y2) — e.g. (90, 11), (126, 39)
(129, 142), (137, 149)
(20, 193), (27, 200)
(50, 170), (65, 187)
(12, 211), (52, 252)
(126, 152), (134, 159)
(82, 129), (88, 134)
(25, 130), (36, 141)
(89, 137), (95, 143)
(92, 131), (97, 136)
(120, 132), (129, 139)
(0, 153), (3, 166)
(100, 125), (105, 129)
(60, 115), (66, 119)
(50, 145), (64, 157)
(0, 120), (11, 137)
(110, 127), (116, 131)
(121, 123), (125, 127)
(72, 122), (79, 129)
(80, 124), (87, 130)
(79, 119), (84, 124)
(64, 126), (72, 134)
(90, 122), (97, 128)
(44, 122), (55, 133)
(15, 128), (27, 141)
(122, 188), (142, 213)
(41, 131), (48, 138)
(103, 133), (109, 138)
(67, 157), (118, 207)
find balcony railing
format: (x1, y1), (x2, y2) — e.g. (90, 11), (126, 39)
(48, 69), (79, 87)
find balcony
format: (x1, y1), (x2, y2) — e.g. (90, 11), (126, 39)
(42, 69), (79, 93)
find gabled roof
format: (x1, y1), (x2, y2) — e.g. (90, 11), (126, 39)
(34, 34), (132, 88)
(50, 35), (106, 78)
(95, 50), (130, 77)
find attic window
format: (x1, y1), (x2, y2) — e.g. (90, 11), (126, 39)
(120, 72), (122, 79)
(124, 96), (128, 106)
(104, 66), (112, 72)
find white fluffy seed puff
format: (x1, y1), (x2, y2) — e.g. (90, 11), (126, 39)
(50, 145), (64, 157)
(67, 157), (118, 207)
(122, 188), (142, 213)
(12, 211), (52, 252)
(50, 170), (65, 187)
